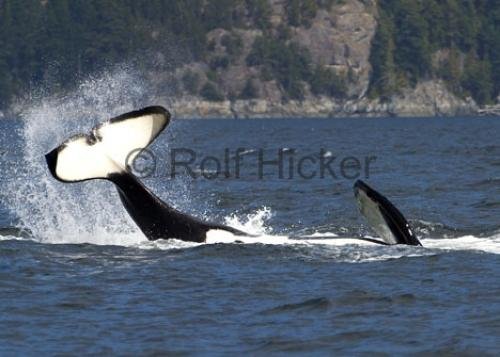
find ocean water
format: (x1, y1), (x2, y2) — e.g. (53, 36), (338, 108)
(1, 76), (500, 354)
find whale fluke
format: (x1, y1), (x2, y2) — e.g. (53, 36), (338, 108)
(45, 106), (170, 183)
(45, 106), (247, 242)
(354, 180), (422, 246)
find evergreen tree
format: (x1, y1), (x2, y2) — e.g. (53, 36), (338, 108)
(393, 0), (430, 84)
(369, 9), (397, 98)
(239, 79), (259, 99)
(461, 53), (493, 105)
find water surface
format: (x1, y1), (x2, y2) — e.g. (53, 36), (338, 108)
(0, 111), (499, 354)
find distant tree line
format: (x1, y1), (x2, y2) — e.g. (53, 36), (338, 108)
(0, 0), (345, 107)
(1, 0), (499, 108)
(0, 0), (215, 107)
(369, 0), (500, 105)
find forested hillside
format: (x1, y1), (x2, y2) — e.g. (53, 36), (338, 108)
(370, 0), (500, 105)
(0, 0), (499, 113)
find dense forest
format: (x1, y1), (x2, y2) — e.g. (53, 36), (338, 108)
(0, 0), (500, 109)
(369, 0), (500, 104)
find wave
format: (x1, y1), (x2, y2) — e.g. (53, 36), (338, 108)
(2, 227), (499, 263)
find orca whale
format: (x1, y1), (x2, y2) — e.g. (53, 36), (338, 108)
(45, 106), (247, 243)
(44, 106), (422, 246)
(354, 180), (422, 246)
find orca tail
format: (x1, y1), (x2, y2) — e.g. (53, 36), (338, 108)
(45, 106), (170, 183)
(353, 180), (422, 246)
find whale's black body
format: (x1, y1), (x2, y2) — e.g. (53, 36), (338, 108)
(45, 106), (421, 246)
(109, 172), (245, 242)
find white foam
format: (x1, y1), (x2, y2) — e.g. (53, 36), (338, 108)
(301, 232), (339, 238)
(145, 232), (500, 261)
(206, 230), (289, 245)
(135, 238), (200, 250)
(46, 230), (146, 246)
(224, 207), (273, 235)
(180, 226), (500, 256)
(422, 235), (500, 255)
(0, 235), (25, 242)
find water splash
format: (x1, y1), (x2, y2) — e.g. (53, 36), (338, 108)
(8, 67), (153, 245)
(6, 66), (275, 246)
(224, 207), (273, 235)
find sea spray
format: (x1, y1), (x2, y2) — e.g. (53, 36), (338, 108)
(7, 66), (269, 246)
(8, 68), (154, 245)
(224, 206), (273, 236)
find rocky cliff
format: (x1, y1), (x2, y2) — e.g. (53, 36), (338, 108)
(156, 0), (479, 118)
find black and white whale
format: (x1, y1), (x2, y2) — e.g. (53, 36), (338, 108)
(45, 106), (422, 246)
(354, 180), (422, 246)
(45, 106), (247, 243)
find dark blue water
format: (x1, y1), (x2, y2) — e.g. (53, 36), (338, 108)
(1, 116), (500, 354)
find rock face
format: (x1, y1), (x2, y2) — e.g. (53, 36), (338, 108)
(158, 0), (479, 118)
(340, 81), (478, 118)
(168, 81), (477, 118)
(293, 0), (377, 98)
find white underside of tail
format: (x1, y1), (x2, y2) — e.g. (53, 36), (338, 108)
(55, 137), (123, 181)
(49, 107), (169, 182)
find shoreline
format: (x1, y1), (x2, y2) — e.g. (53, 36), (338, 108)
(2, 107), (498, 120)
(4, 85), (500, 120)
(168, 81), (482, 119)
(168, 100), (481, 120)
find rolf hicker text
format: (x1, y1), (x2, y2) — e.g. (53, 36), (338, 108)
(126, 148), (377, 180)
